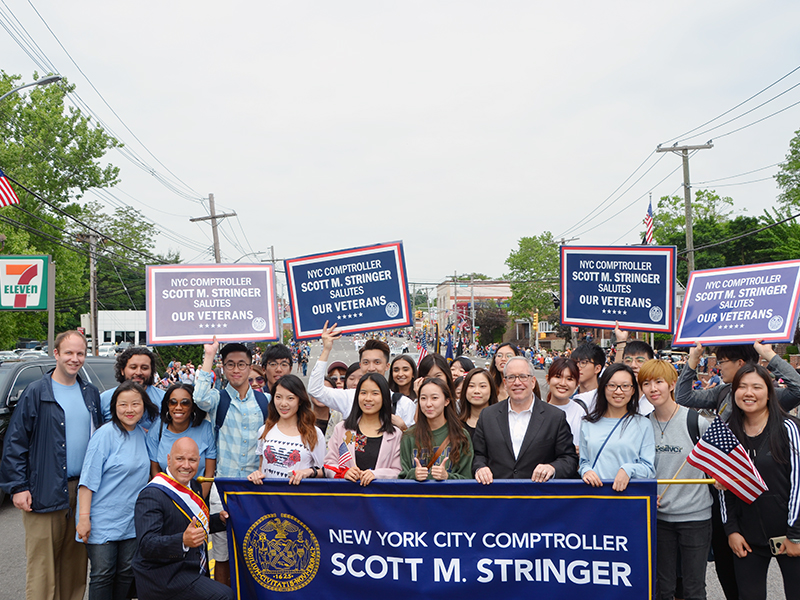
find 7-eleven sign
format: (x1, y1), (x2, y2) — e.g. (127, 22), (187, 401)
(0, 256), (49, 310)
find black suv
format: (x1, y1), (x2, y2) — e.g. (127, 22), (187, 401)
(0, 357), (118, 504)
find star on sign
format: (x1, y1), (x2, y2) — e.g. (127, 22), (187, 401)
(359, 312), (363, 317)
(622, 310), (627, 315)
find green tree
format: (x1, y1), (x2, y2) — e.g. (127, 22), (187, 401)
(505, 232), (559, 343)
(0, 72), (121, 348)
(474, 300), (507, 344)
(776, 128), (800, 209)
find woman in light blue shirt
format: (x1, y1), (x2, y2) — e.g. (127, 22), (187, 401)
(579, 363), (655, 492)
(147, 383), (216, 499)
(77, 380), (158, 600)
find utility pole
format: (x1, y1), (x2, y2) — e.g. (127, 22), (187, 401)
(189, 193), (237, 263)
(656, 143), (713, 273)
(78, 233), (99, 355)
(452, 271), (458, 334)
(470, 278), (475, 346)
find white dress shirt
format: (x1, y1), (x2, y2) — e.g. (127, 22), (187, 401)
(507, 397), (534, 460)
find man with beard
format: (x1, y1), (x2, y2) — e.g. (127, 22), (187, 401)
(100, 346), (165, 429)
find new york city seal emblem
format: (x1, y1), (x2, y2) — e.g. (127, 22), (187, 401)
(243, 513), (320, 592)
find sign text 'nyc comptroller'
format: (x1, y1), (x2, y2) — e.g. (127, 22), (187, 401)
(146, 264), (279, 345)
(284, 242), (411, 340)
(561, 246), (676, 333)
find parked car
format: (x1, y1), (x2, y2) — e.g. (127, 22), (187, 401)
(98, 342), (116, 357)
(0, 357), (118, 505)
(0, 351), (19, 362)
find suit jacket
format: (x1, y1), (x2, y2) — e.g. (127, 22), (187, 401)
(132, 479), (225, 599)
(324, 421), (402, 479)
(472, 397), (578, 479)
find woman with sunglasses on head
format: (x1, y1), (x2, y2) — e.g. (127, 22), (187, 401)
(489, 343), (522, 402)
(324, 373), (402, 485)
(579, 363), (655, 492)
(146, 383), (216, 499)
(720, 364), (800, 600)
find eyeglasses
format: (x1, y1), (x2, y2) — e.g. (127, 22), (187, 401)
(716, 359), (731, 366)
(224, 361), (250, 371)
(623, 356), (648, 365)
(576, 359), (594, 368)
(329, 376), (345, 382)
(168, 399), (192, 407)
(496, 353), (517, 360)
(248, 376), (265, 384)
(607, 383), (634, 392)
(504, 374), (532, 383)
(266, 360), (292, 369)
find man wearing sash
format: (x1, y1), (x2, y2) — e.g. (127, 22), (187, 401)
(132, 437), (232, 600)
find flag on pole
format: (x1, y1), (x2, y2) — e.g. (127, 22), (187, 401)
(417, 332), (428, 367)
(644, 199), (654, 244)
(686, 416), (768, 504)
(0, 168), (21, 207)
(445, 332), (454, 363)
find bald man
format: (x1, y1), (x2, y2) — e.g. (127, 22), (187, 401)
(132, 438), (232, 600)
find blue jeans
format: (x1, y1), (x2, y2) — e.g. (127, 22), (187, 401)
(86, 538), (137, 600)
(656, 518), (712, 600)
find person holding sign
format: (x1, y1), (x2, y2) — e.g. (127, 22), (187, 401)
(720, 364), (800, 600)
(579, 364), (655, 492)
(308, 322), (416, 429)
(324, 373), (401, 484)
(473, 357), (578, 484)
(675, 341), (800, 600)
(399, 378), (473, 481)
(639, 360), (712, 600)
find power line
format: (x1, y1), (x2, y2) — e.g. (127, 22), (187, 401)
(694, 162), (781, 184)
(694, 176), (774, 189)
(679, 210), (800, 254)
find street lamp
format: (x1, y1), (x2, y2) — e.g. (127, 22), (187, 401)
(0, 75), (63, 104)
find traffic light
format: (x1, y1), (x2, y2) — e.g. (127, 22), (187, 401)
(533, 312), (539, 331)
(415, 310), (423, 319)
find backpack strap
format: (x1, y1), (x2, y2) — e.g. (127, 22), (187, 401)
(572, 397), (589, 414)
(687, 408), (701, 445)
(253, 390), (270, 421)
(391, 392), (402, 415)
(215, 389), (232, 438)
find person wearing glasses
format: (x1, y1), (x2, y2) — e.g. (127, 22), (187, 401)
(327, 361), (349, 389)
(569, 343), (606, 415)
(611, 322), (655, 416)
(579, 363), (655, 492)
(194, 340), (269, 588)
(473, 357), (578, 484)
(261, 344), (294, 390)
(147, 384), (216, 499)
(488, 343), (522, 402)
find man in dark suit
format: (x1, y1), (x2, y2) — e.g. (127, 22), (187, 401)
(473, 357), (578, 483)
(132, 437), (233, 600)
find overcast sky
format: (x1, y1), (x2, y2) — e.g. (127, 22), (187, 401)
(2, 1), (799, 294)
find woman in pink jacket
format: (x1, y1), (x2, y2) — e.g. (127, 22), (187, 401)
(324, 373), (402, 485)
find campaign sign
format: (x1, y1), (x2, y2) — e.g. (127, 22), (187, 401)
(0, 255), (49, 310)
(145, 264), (279, 345)
(674, 259), (800, 346)
(561, 246), (676, 333)
(284, 242), (411, 340)
(217, 479), (655, 600)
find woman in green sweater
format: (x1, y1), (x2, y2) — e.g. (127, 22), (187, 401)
(399, 378), (473, 480)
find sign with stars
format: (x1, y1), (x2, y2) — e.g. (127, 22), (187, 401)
(560, 246), (676, 334)
(284, 241), (411, 340)
(146, 264), (279, 345)
(674, 259), (800, 346)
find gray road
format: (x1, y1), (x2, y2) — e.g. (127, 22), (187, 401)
(0, 339), (786, 599)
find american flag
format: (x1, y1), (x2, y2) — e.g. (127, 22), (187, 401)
(417, 333), (428, 367)
(644, 199), (654, 244)
(338, 441), (353, 469)
(686, 416), (767, 504)
(0, 168), (21, 207)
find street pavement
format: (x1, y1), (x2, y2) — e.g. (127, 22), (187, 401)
(0, 338), (786, 599)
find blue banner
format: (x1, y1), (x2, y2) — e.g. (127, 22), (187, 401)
(561, 246), (676, 333)
(674, 259), (800, 346)
(217, 479), (656, 600)
(284, 242), (411, 340)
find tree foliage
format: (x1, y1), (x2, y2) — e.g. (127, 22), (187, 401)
(474, 300), (507, 344)
(776, 128), (800, 210)
(505, 232), (559, 327)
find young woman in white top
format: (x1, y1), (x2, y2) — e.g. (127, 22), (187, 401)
(247, 374), (325, 485)
(545, 357), (584, 450)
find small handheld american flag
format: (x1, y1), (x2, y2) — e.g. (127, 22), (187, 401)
(686, 416), (768, 504)
(338, 441), (353, 469)
(417, 333), (428, 367)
